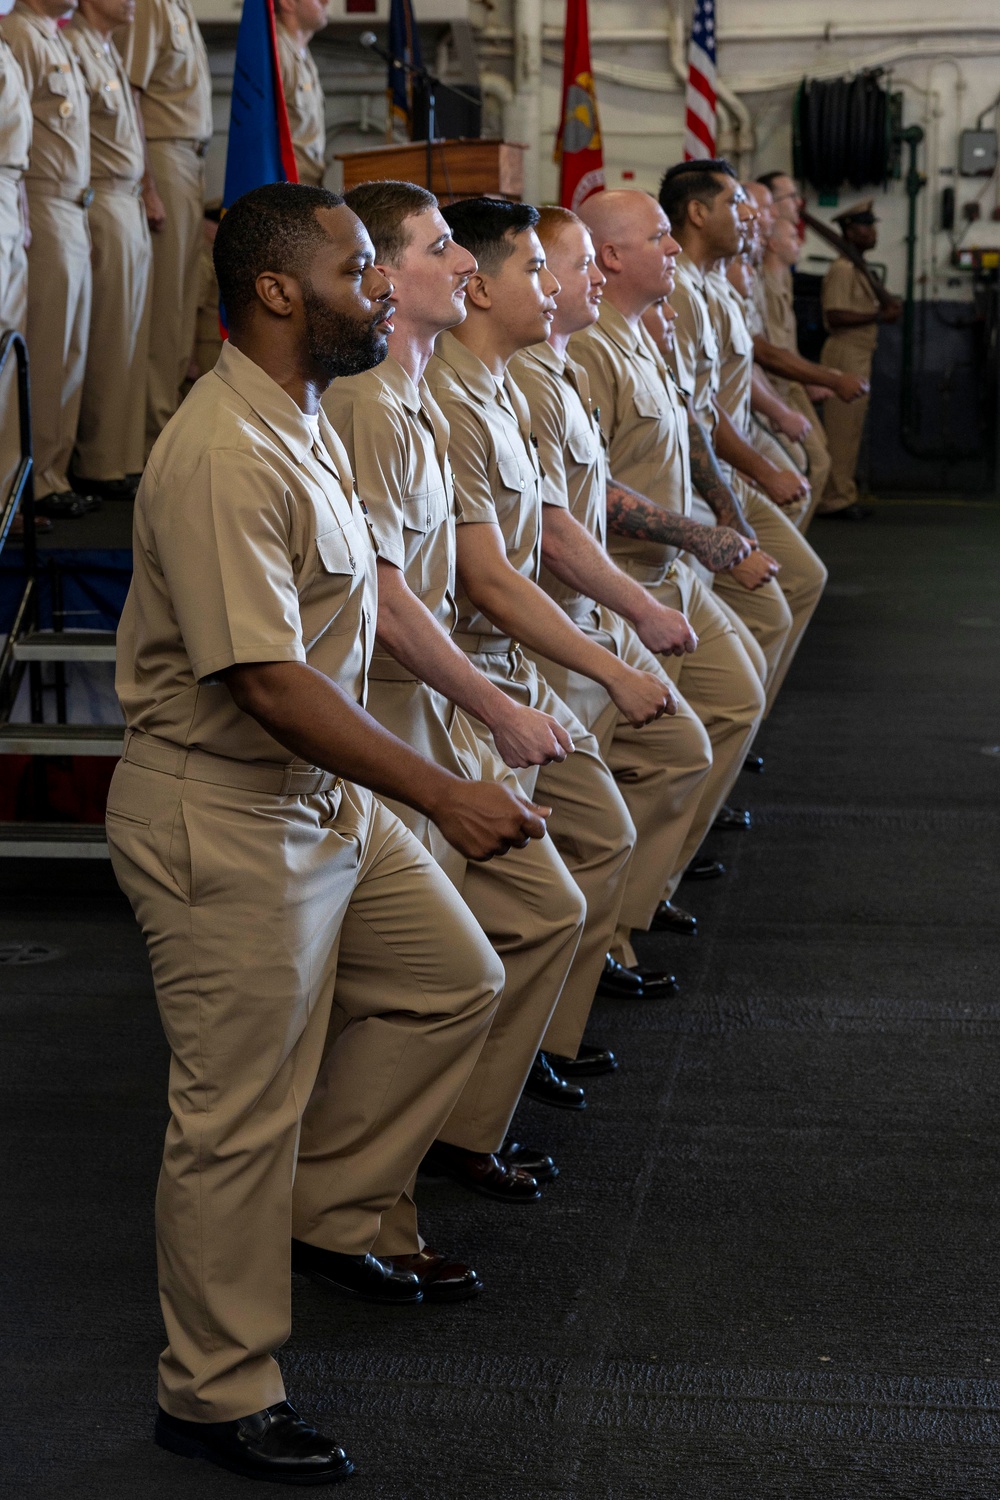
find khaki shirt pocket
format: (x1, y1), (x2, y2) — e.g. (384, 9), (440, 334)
(566, 423), (598, 466)
(632, 386), (667, 421)
(40, 65), (78, 132)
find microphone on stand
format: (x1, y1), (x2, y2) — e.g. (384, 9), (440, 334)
(359, 31), (396, 67)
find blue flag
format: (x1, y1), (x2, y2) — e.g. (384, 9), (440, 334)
(387, 0), (422, 139)
(223, 0), (298, 208)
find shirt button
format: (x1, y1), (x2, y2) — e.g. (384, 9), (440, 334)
(58, 100), (73, 118)
(348, 555), (356, 571)
(425, 510), (431, 525)
(518, 479), (524, 490)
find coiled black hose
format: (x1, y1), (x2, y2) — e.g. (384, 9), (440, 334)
(794, 73), (889, 191)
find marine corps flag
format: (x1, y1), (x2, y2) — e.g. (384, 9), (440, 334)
(555, 0), (605, 211)
(223, 0), (298, 209)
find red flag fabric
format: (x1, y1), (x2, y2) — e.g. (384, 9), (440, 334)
(554, 0), (605, 211)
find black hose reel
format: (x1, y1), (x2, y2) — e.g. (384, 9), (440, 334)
(793, 72), (897, 191)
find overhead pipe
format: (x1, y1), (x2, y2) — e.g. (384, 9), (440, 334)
(512, 0), (542, 203)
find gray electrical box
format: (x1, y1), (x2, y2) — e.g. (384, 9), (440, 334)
(959, 129), (998, 176)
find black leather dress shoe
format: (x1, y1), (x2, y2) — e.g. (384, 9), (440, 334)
(155, 1400), (353, 1485)
(712, 804), (752, 832)
(34, 491), (100, 519)
(523, 1051), (587, 1110)
(819, 501), (872, 521)
(650, 899), (698, 936)
(72, 474), (138, 501)
(389, 1248), (483, 1303)
(548, 1042), (618, 1077)
(742, 753), (765, 775)
(421, 1140), (541, 1201)
(596, 954), (678, 1000)
(291, 1239), (422, 1303)
(682, 854), (726, 881)
(500, 1136), (559, 1181)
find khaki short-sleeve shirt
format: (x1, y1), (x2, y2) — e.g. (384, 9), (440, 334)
(117, 341), (377, 765)
(0, 38), (32, 175)
(426, 330), (542, 649)
(118, 0), (212, 144)
(511, 340), (606, 625)
(276, 25), (325, 187)
(569, 299), (691, 584)
(324, 354), (458, 680)
(1, 4), (90, 194)
(667, 250), (720, 429)
(821, 254), (879, 353)
(66, 14), (144, 184)
(705, 267), (754, 434)
(761, 263), (797, 399)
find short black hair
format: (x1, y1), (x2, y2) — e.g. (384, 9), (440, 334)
(756, 170), (793, 191)
(214, 182), (345, 328)
(658, 159), (737, 233)
(440, 197), (540, 276)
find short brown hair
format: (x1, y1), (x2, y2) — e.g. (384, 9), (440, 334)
(344, 180), (437, 265)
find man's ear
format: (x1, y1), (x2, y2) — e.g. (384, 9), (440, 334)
(597, 241), (622, 275)
(255, 270), (297, 318)
(687, 197), (709, 232)
(464, 271), (492, 311)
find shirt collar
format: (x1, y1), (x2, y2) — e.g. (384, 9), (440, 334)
(213, 340), (336, 467)
(14, 2), (58, 37)
(676, 250), (708, 292)
(518, 338), (565, 376)
(434, 329), (503, 406)
(372, 352), (422, 415)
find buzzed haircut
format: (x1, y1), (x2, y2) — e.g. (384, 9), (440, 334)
(441, 197), (540, 276)
(214, 182), (345, 329)
(344, 180), (437, 265)
(658, 158), (737, 232)
(534, 205), (583, 245)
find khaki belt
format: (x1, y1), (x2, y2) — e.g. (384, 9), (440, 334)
(122, 729), (341, 796)
(157, 137), (209, 157)
(452, 631), (515, 655)
(26, 179), (94, 208)
(92, 178), (144, 199)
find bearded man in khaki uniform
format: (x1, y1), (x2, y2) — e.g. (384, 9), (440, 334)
(819, 200), (902, 519)
(0, 35), (31, 481)
(327, 180), (590, 1207)
(108, 182), (549, 1487)
(118, 0), (211, 447)
(2, 0), (98, 518)
(68, 0), (151, 497)
(275, 0), (326, 187)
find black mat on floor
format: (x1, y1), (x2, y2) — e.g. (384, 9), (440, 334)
(4, 500), (1000, 1499)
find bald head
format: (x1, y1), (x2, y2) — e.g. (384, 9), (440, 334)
(578, 190), (679, 321)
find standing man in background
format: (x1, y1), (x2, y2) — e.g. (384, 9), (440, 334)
(275, 0), (327, 187)
(1, 0), (97, 519)
(68, 0), (151, 499)
(819, 199), (902, 520)
(0, 32), (31, 474)
(118, 0), (211, 450)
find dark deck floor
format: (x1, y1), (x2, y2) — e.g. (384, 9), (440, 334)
(4, 500), (1000, 1499)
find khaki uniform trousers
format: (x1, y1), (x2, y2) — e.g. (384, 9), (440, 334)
(819, 334), (872, 514)
(107, 744), (503, 1423)
(75, 184), (152, 481)
(24, 188), (91, 497)
(360, 678), (584, 1259)
(711, 485), (827, 712)
(458, 643), (635, 1059)
(0, 174), (28, 494)
(783, 384), (831, 531)
(528, 606), (712, 968)
(145, 138), (204, 448)
(619, 558), (766, 882)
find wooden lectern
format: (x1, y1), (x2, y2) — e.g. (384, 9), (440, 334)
(334, 138), (526, 202)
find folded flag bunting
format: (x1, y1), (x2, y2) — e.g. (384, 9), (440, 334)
(555, 0), (605, 211)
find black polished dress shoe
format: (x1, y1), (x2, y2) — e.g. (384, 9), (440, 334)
(34, 490), (100, 519)
(596, 954), (678, 1000)
(421, 1139), (541, 1201)
(522, 1051), (587, 1110)
(548, 1041), (618, 1077)
(712, 804), (752, 832)
(742, 753), (765, 775)
(72, 474), (138, 501)
(388, 1248), (483, 1303)
(682, 854), (726, 881)
(650, 899), (698, 936)
(818, 501), (872, 521)
(290, 1238), (422, 1303)
(155, 1400), (353, 1485)
(500, 1136), (559, 1181)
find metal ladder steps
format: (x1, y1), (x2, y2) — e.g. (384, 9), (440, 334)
(0, 724), (123, 755)
(11, 630), (117, 662)
(0, 823), (109, 858)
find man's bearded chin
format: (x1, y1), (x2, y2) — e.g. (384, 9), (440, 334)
(302, 286), (388, 380)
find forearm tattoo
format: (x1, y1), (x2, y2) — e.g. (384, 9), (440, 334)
(606, 479), (733, 565)
(685, 414), (752, 534)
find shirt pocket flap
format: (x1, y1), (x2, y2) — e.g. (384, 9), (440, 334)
(316, 524), (358, 577)
(496, 453), (528, 495)
(567, 425), (597, 465)
(401, 486), (449, 534)
(632, 386), (666, 420)
(47, 68), (71, 97)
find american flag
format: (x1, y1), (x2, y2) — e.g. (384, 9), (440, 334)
(684, 0), (717, 160)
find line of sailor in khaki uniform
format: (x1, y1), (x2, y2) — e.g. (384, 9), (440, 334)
(101, 167), (864, 1487)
